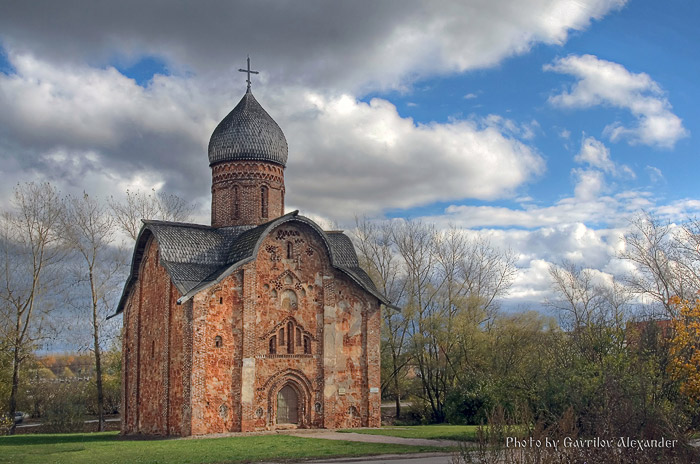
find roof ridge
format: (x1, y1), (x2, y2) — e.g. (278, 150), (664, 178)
(142, 219), (213, 229)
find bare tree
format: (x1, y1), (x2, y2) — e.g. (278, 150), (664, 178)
(353, 217), (408, 417)
(0, 183), (64, 434)
(546, 261), (630, 362)
(63, 192), (126, 431)
(619, 212), (699, 317)
(393, 221), (516, 422)
(109, 188), (195, 240)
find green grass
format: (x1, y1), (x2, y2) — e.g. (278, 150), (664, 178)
(338, 424), (479, 441)
(0, 431), (442, 464)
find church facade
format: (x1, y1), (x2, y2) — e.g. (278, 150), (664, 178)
(113, 80), (388, 436)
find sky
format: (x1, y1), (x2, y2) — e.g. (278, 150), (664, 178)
(1, 0), (699, 312)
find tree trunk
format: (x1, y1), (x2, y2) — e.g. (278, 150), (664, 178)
(91, 272), (105, 432)
(8, 345), (20, 435)
(392, 351), (401, 418)
(94, 315), (104, 432)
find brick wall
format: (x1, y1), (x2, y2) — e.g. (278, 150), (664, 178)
(122, 221), (382, 436)
(121, 236), (191, 436)
(211, 161), (285, 227)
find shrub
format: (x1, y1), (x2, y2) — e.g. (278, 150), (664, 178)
(0, 415), (13, 435)
(43, 381), (87, 433)
(445, 380), (493, 425)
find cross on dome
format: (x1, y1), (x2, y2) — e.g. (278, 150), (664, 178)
(238, 56), (259, 92)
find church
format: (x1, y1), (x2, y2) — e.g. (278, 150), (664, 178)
(113, 62), (389, 436)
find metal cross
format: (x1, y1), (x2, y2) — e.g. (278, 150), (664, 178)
(238, 56), (259, 92)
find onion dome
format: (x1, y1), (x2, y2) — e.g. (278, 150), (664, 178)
(207, 90), (288, 167)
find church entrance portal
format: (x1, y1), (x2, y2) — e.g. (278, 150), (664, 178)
(277, 385), (298, 424)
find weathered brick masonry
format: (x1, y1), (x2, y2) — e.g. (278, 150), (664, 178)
(115, 85), (387, 436)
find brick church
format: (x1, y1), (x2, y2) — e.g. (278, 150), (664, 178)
(113, 65), (389, 436)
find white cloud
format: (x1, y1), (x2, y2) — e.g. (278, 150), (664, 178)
(0, 1), (627, 94)
(575, 136), (615, 173)
(0, 53), (216, 209)
(464, 93), (478, 100)
(573, 169), (605, 201)
(466, 224), (629, 308)
(653, 199), (700, 220)
(645, 165), (665, 184)
(281, 93), (546, 219)
(574, 136), (634, 179)
(545, 54), (688, 148)
(431, 188), (653, 230)
(0, 53), (545, 222)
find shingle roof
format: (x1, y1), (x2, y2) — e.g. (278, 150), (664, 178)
(208, 90), (288, 167)
(111, 212), (390, 317)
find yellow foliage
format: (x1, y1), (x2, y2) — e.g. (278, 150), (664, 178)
(669, 296), (700, 403)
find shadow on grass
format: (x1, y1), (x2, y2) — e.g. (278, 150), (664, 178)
(0, 432), (120, 446)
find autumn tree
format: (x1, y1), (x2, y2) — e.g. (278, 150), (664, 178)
(109, 188), (194, 240)
(62, 192), (126, 431)
(0, 183), (65, 434)
(669, 297), (700, 404)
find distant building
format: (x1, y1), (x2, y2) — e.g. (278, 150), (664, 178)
(113, 71), (389, 436)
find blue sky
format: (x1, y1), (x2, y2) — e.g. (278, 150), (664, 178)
(0, 0), (698, 310)
(372, 0), (699, 218)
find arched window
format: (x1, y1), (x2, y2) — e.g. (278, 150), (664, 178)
(261, 186), (268, 218)
(233, 186), (240, 219)
(287, 241), (293, 259)
(296, 327), (301, 346)
(287, 321), (294, 354)
(269, 336), (277, 354)
(303, 336), (311, 354)
(214, 335), (223, 348)
(279, 328), (284, 345)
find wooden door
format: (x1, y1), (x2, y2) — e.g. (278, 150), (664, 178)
(277, 385), (298, 424)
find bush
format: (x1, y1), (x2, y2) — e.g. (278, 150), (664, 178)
(43, 382), (87, 433)
(452, 404), (698, 464)
(445, 379), (493, 425)
(0, 415), (13, 435)
(394, 401), (432, 425)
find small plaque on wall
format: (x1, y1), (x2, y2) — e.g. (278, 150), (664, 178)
(338, 387), (346, 396)
(369, 387), (379, 393)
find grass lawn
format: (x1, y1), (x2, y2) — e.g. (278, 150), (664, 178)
(0, 431), (442, 464)
(338, 424), (479, 441)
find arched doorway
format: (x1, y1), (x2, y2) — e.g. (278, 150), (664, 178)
(277, 385), (298, 424)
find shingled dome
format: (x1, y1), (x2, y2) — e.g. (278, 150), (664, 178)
(208, 90), (288, 167)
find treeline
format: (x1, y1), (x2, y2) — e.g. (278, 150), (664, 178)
(353, 214), (700, 460)
(0, 182), (193, 434)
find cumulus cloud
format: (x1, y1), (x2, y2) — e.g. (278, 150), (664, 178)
(0, 52), (545, 221)
(1, 1), (626, 94)
(0, 53), (216, 212)
(430, 187), (652, 230)
(575, 136), (615, 173)
(545, 54), (688, 148)
(573, 169), (605, 201)
(466, 224), (628, 309)
(281, 93), (545, 219)
(575, 136), (634, 178)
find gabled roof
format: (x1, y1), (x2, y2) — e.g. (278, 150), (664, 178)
(110, 211), (390, 318)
